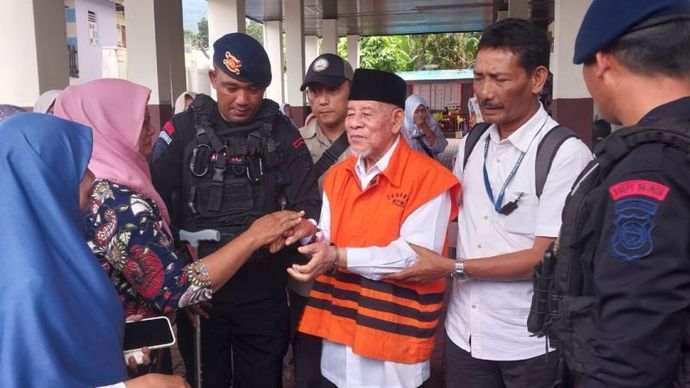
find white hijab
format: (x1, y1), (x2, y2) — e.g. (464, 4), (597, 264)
(403, 95), (436, 137)
(33, 90), (62, 114)
(174, 91), (197, 114)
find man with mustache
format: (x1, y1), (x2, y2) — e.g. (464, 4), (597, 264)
(388, 19), (592, 388)
(287, 53), (354, 388)
(287, 68), (460, 387)
(149, 33), (321, 388)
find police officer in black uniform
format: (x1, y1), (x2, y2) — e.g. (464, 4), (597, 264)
(150, 33), (321, 388)
(528, 1), (690, 387)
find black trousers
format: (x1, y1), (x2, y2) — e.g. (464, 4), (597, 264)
(444, 333), (559, 388)
(289, 290), (323, 388)
(178, 292), (289, 388)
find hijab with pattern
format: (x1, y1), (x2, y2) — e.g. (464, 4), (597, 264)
(54, 78), (171, 230)
(0, 113), (126, 387)
(0, 104), (26, 122)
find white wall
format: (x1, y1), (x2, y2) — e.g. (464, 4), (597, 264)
(551, 0), (592, 99)
(73, 0), (118, 83)
(0, 0), (68, 106)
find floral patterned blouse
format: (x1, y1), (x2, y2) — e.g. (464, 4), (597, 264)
(85, 179), (212, 318)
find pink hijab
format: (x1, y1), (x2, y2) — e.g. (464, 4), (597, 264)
(54, 79), (171, 229)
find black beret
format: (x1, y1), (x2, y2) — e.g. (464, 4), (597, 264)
(213, 33), (272, 87)
(348, 69), (407, 109)
(574, 0), (690, 64)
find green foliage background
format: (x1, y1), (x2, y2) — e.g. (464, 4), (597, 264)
(185, 17), (480, 72)
(340, 33), (481, 72)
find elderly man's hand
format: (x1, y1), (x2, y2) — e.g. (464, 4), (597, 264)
(284, 219), (318, 247)
(386, 244), (454, 283)
(288, 242), (336, 282)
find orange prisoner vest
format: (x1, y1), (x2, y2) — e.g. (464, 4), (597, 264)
(299, 139), (460, 364)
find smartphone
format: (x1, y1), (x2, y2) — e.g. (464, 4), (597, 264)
(123, 316), (176, 352)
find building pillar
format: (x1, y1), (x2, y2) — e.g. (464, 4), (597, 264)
(305, 35), (319, 67)
(550, 0), (593, 147)
(127, 0), (186, 129)
(347, 34), (359, 67)
(322, 19), (337, 54)
(508, 0), (530, 19)
(264, 20), (284, 104)
(208, 0), (246, 45)
(284, 0), (305, 115)
(0, 0), (69, 107)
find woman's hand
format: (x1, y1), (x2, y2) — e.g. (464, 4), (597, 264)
(124, 315), (152, 376)
(246, 210), (304, 249)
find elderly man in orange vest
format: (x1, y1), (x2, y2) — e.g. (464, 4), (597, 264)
(286, 68), (460, 388)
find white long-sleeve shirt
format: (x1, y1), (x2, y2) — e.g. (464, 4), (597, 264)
(318, 137), (453, 388)
(446, 105), (593, 361)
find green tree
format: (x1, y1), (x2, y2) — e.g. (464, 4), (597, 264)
(246, 19), (264, 44)
(192, 17), (209, 58)
(358, 32), (481, 72)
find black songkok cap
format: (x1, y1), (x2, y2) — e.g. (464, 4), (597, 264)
(213, 32), (272, 87)
(348, 69), (407, 109)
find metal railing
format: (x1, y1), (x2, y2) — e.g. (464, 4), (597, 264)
(68, 44), (79, 78)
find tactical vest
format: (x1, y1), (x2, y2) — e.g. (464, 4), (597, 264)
(179, 94), (287, 259)
(528, 119), (690, 385)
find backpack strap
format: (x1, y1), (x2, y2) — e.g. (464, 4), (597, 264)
(314, 131), (349, 179)
(462, 122), (491, 170)
(535, 125), (578, 198)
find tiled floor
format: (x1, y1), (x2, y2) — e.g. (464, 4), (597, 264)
(171, 335), (447, 388)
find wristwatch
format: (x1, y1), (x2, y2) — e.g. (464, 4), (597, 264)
(451, 258), (468, 281)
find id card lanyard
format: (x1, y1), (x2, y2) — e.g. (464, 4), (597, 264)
(482, 118), (548, 214)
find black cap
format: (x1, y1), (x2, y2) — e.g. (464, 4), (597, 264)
(300, 54), (354, 91)
(348, 69), (407, 109)
(574, 0), (690, 64)
(212, 33), (272, 87)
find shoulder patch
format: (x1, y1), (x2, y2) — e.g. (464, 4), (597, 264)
(610, 198), (659, 262)
(159, 121), (176, 145)
(608, 179), (670, 201)
(292, 137), (306, 150)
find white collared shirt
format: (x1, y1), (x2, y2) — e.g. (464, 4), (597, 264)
(318, 136), (453, 388)
(446, 105), (593, 361)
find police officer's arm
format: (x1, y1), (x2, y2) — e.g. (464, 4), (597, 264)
(149, 118), (186, 213)
(279, 123), (322, 232)
(582, 172), (690, 388)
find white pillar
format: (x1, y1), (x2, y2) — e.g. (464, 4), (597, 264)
(304, 35), (319, 67)
(347, 34), (360, 68)
(0, 0), (69, 106)
(550, 0), (594, 146)
(264, 20), (284, 103)
(127, 0), (186, 118)
(208, 0), (246, 46)
(322, 19), (337, 54)
(508, 0), (530, 19)
(284, 0), (305, 106)
(551, 0), (591, 101)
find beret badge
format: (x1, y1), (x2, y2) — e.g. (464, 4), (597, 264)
(223, 51), (242, 75)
